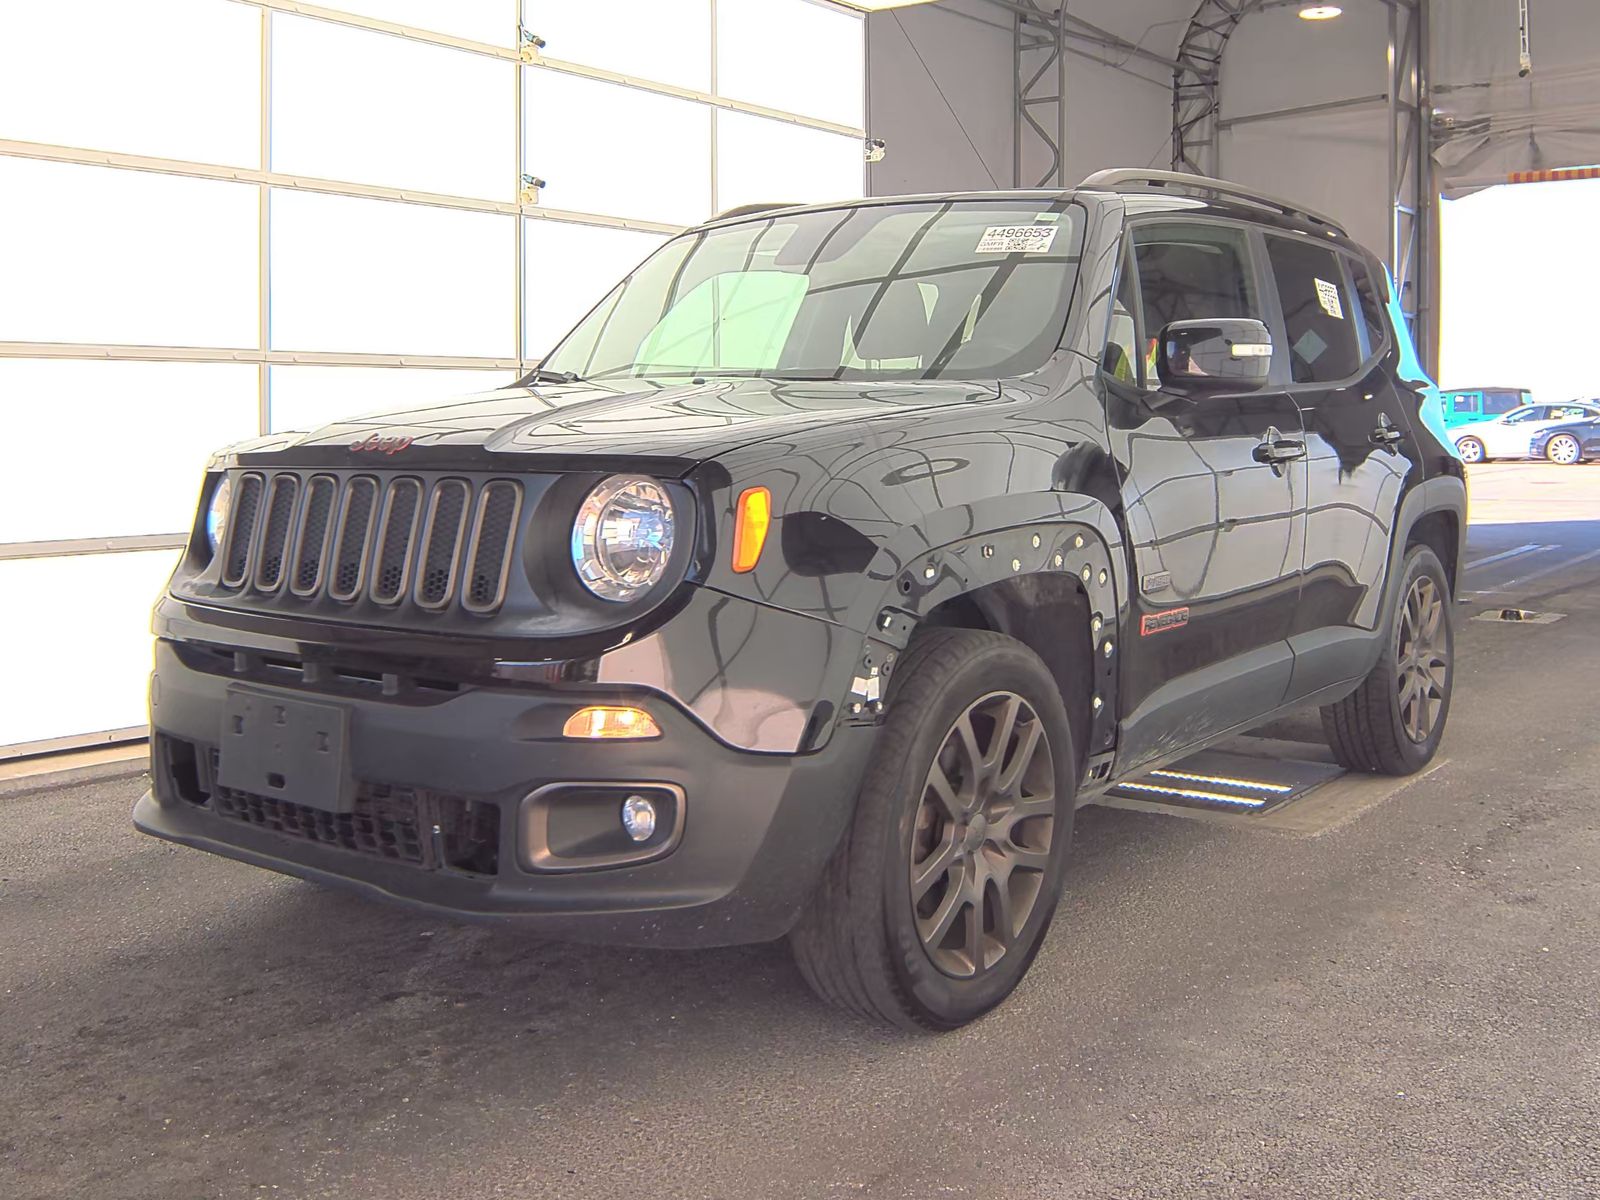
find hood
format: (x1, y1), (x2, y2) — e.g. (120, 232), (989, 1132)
(231, 377), (999, 473)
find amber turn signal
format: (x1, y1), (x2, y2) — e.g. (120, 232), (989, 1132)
(562, 706), (662, 740)
(732, 486), (772, 574)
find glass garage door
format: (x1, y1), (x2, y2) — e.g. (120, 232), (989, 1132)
(0, 0), (866, 757)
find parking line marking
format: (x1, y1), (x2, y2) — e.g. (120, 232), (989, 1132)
(1486, 546), (1600, 594)
(1464, 543), (1547, 571)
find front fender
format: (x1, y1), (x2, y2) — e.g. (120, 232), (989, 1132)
(819, 499), (1126, 760)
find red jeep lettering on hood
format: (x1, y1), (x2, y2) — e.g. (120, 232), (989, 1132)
(350, 434), (414, 455)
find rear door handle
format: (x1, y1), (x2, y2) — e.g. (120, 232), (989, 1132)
(1371, 414), (1404, 451)
(1253, 428), (1306, 465)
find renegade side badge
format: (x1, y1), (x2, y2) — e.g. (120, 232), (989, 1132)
(1141, 607), (1190, 636)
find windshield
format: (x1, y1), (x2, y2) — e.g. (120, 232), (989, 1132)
(542, 200), (1084, 384)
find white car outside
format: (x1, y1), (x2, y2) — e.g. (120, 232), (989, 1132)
(1453, 403), (1600, 462)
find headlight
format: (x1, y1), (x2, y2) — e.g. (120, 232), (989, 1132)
(571, 475), (676, 602)
(205, 475), (232, 554)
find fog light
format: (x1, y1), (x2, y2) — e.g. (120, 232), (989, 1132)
(621, 794), (658, 842)
(563, 706), (662, 740)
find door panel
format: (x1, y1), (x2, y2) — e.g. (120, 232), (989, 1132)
(1106, 221), (1306, 770)
(1275, 247), (1423, 698)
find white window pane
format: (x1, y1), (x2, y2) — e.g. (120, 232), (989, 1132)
(313, 0), (515, 44)
(272, 16), (514, 200)
(0, 158), (258, 347)
(525, 220), (668, 359)
(525, 0), (711, 91)
(716, 112), (863, 212)
(0, 550), (179, 749)
(0, 362), (258, 544)
(717, 0), (863, 127)
(269, 366), (512, 433)
(270, 190), (513, 358)
(525, 70), (710, 225)
(0, 0), (259, 166)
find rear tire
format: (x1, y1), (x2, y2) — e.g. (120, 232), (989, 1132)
(1546, 434), (1582, 465)
(1456, 436), (1484, 464)
(1321, 545), (1454, 776)
(790, 628), (1076, 1032)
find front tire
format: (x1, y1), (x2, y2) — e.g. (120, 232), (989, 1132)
(1546, 434), (1582, 465)
(1321, 545), (1454, 776)
(1455, 436), (1485, 464)
(790, 628), (1076, 1032)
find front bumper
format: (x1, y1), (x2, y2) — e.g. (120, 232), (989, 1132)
(136, 636), (877, 948)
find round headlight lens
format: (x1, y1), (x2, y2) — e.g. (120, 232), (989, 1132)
(205, 475), (232, 554)
(571, 475), (676, 602)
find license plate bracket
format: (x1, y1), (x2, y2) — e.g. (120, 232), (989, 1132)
(218, 687), (355, 813)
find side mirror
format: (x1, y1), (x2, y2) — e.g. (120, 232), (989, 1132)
(1156, 318), (1273, 392)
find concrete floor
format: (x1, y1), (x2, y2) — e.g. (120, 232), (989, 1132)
(5, 464), (1599, 1200)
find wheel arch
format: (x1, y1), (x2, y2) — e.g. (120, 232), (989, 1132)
(1377, 475), (1468, 625)
(842, 500), (1127, 770)
(921, 575), (1099, 778)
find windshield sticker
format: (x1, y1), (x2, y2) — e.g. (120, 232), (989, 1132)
(1314, 278), (1345, 319)
(976, 225), (1060, 254)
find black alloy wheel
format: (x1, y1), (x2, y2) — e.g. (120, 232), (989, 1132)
(1322, 544), (1455, 775)
(790, 628), (1076, 1032)
(1395, 574), (1449, 744)
(910, 692), (1056, 978)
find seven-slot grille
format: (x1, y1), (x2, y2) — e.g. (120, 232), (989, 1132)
(219, 472), (522, 614)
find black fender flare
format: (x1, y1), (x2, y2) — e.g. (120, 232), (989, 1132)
(832, 491), (1130, 758)
(1352, 473), (1468, 676)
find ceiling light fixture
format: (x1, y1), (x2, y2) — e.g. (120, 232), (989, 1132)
(1298, 5), (1344, 19)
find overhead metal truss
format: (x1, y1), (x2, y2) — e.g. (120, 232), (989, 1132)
(1011, 1), (1068, 187)
(1171, 0), (1252, 176)
(1387, 0), (1434, 369)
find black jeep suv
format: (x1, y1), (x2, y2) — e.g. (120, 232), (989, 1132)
(138, 170), (1465, 1031)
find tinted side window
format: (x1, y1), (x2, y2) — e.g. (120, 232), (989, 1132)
(1482, 389), (1526, 415)
(1451, 393), (1478, 414)
(1350, 259), (1389, 355)
(1265, 235), (1361, 383)
(1102, 244), (1143, 386)
(1501, 407), (1546, 424)
(1131, 223), (1260, 346)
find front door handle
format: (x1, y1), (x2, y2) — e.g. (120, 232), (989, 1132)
(1253, 427), (1306, 465)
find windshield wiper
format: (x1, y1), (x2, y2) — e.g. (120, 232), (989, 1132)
(519, 365), (583, 386)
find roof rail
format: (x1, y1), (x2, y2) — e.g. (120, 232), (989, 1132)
(1078, 169), (1347, 237)
(708, 202), (800, 223)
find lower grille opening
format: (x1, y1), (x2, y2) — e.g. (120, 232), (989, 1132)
(156, 738), (499, 876)
(173, 643), (464, 701)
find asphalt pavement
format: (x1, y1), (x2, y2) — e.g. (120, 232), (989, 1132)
(5, 463), (1599, 1199)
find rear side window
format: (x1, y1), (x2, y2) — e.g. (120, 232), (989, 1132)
(1451, 393), (1479, 414)
(1482, 389), (1526, 415)
(1265, 235), (1361, 384)
(1349, 260), (1389, 355)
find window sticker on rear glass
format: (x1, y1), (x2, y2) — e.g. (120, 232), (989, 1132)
(1314, 277), (1345, 319)
(976, 225), (1059, 254)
